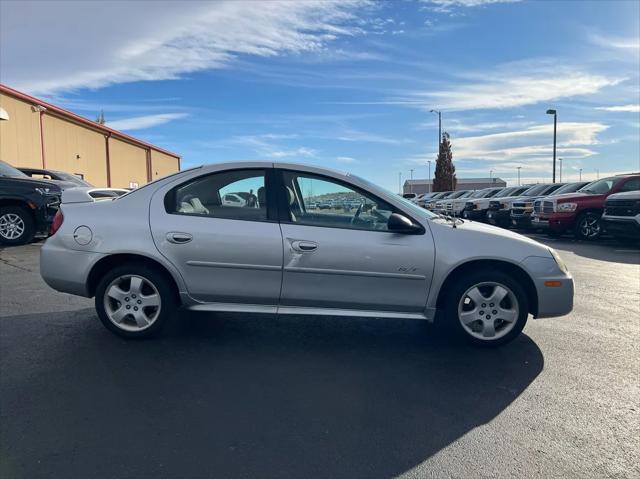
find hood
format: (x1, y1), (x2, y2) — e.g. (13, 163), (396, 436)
(430, 216), (550, 258)
(607, 190), (640, 200)
(2, 176), (63, 192)
(548, 191), (600, 202)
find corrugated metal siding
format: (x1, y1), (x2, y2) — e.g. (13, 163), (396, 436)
(0, 93), (42, 167)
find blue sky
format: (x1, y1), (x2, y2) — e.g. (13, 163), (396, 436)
(1, 0), (638, 190)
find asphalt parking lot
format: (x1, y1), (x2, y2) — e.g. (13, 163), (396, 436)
(1, 235), (638, 479)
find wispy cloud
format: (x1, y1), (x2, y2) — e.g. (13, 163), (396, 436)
(336, 156), (357, 163)
(589, 32), (640, 51)
(596, 104), (640, 113)
(0, 0), (368, 94)
(106, 113), (188, 131)
(451, 122), (608, 162)
(421, 0), (519, 14)
(415, 61), (621, 111)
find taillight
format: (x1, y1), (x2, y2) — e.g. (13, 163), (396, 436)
(50, 210), (64, 235)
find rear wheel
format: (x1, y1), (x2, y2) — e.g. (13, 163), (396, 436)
(574, 211), (601, 240)
(442, 270), (529, 347)
(95, 263), (177, 338)
(0, 206), (35, 246)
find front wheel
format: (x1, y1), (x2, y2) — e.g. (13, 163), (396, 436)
(574, 212), (601, 240)
(0, 206), (35, 246)
(95, 263), (177, 338)
(442, 270), (529, 347)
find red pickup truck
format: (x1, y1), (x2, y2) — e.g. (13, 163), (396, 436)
(531, 173), (640, 240)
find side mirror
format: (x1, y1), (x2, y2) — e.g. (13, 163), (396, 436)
(387, 213), (423, 234)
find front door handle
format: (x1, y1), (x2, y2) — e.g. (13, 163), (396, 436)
(291, 240), (318, 253)
(166, 232), (193, 244)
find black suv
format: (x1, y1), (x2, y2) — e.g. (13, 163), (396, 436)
(0, 160), (63, 245)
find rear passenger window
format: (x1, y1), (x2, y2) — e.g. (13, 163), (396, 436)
(168, 169), (267, 221)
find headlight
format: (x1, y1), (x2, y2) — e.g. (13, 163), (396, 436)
(35, 187), (50, 195)
(557, 202), (577, 212)
(549, 248), (569, 274)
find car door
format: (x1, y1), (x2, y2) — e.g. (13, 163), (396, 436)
(149, 167), (283, 306)
(276, 168), (434, 314)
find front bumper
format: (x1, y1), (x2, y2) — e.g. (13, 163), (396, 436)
(532, 212), (575, 233)
(601, 216), (640, 239)
(486, 209), (510, 225)
(510, 213), (533, 228)
(521, 256), (574, 318)
(462, 208), (487, 221)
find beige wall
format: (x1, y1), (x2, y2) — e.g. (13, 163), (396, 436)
(42, 114), (108, 186)
(151, 150), (180, 181)
(1, 91), (179, 187)
(109, 138), (148, 188)
(0, 92), (42, 167)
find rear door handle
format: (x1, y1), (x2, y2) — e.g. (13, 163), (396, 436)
(291, 240), (318, 253)
(166, 232), (193, 244)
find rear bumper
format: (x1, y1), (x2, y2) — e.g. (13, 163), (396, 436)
(40, 239), (104, 297)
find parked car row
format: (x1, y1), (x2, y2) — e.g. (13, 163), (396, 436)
(418, 173), (639, 242)
(0, 160), (129, 245)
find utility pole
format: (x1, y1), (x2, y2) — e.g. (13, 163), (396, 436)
(516, 166), (522, 186)
(428, 160), (432, 193)
(546, 109), (557, 182)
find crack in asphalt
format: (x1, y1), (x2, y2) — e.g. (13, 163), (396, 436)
(0, 252), (33, 272)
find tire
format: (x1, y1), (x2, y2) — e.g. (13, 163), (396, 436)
(0, 206), (35, 246)
(441, 270), (529, 347)
(94, 263), (177, 338)
(574, 211), (602, 240)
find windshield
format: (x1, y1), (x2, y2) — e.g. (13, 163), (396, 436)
(521, 184), (550, 196)
(553, 182), (589, 194)
(0, 160), (29, 178)
(448, 190), (469, 199)
(351, 174), (439, 219)
(579, 177), (616, 194)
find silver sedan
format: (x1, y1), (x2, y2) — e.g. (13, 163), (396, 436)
(40, 162), (574, 346)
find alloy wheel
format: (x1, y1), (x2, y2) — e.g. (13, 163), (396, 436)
(0, 213), (25, 240)
(103, 275), (161, 332)
(579, 216), (600, 239)
(457, 281), (520, 340)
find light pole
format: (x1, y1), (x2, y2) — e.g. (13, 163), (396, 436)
(430, 109), (442, 153)
(398, 172), (402, 195)
(559, 158), (562, 182)
(410, 169), (414, 193)
(546, 109), (557, 182)
(579, 168), (582, 181)
(490, 169), (493, 182)
(427, 160), (432, 192)
(516, 166), (522, 186)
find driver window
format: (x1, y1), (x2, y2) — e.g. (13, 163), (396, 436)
(282, 171), (394, 231)
(169, 169), (267, 221)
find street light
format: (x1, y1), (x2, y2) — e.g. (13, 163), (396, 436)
(410, 169), (414, 193)
(579, 168), (582, 181)
(427, 160), (432, 193)
(546, 109), (557, 182)
(516, 166), (522, 186)
(398, 172), (402, 195)
(490, 169), (493, 182)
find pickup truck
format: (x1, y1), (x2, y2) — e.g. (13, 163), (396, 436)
(0, 160), (63, 245)
(531, 174), (640, 240)
(601, 191), (640, 241)
(509, 183), (565, 229)
(461, 187), (506, 221)
(485, 185), (532, 227)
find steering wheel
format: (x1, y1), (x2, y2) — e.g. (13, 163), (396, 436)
(350, 202), (363, 225)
